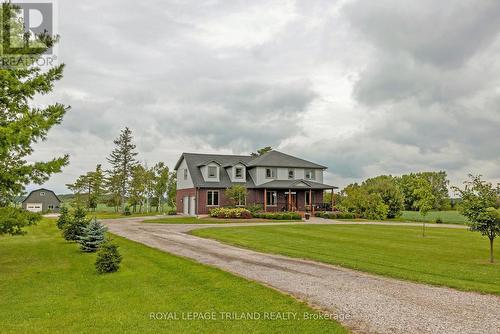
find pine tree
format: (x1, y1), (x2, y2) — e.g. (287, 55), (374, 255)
(56, 207), (70, 230)
(95, 242), (122, 274)
(78, 218), (107, 252)
(62, 207), (89, 241)
(0, 3), (69, 207)
(106, 128), (138, 210)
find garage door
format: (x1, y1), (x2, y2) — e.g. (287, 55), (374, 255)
(189, 197), (196, 216)
(26, 203), (43, 213)
(183, 196), (189, 215)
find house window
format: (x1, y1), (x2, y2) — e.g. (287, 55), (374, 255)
(305, 169), (315, 180)
(266, 191), (277, 206)
(236, 194), (246, 206)
(288, 169), (294, 179)
(208, 166), (217, 178)
(265, 168), (275, 178)
(40, 192), (46, 196)
(207, 190), (219, 206)
(183, 169), (188, 180)
(235, 167), (243, 179)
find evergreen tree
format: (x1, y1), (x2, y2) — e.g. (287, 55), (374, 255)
(95, 242), (122, 274)
(78, 218), (107, 252)
(56, 206), (70, 230)
(89, 164), (105, 211)
(62, 207), (89, 241)
(0, 3), (69, 208)
(106, 128), (138, 209)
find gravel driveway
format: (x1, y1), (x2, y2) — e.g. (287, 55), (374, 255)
(103, 217), (500, 334)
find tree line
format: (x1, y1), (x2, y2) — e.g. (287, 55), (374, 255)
(66, 127), (176, 213)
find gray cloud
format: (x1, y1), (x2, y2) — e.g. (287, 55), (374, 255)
(26, 0), (500, 193)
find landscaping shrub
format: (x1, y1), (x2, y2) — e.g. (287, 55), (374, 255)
(167, 209), (177, 215)
(0, 207), (41, 236)
(209, 207), (252, 219)
(78, 218), (107, 252)
(246, 204), (263, 215)
(435, 218), (443, 224)
(95, 242), (122, 274)
(315, 211), (357, 220)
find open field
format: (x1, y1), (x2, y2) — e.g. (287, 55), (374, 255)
(0, 219), (346, 334)
(399, 210), (469, 224)
(143, 217), (302, 224)
(192, 224), (500, 294)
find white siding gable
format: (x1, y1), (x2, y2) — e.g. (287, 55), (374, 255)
(176, 158), (194, 189)
(228, 163), (246, 183)
(201, 162), (220, 182)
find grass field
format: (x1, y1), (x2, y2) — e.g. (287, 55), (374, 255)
(143, 217), (302, 224)
(0, 220), (346, 334)
(399, 210), (469, 224)
(192, 224), (500, 294)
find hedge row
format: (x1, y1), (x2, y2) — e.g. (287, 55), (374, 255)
(314, 211), (358, 219)
(252, 212), (302, 220)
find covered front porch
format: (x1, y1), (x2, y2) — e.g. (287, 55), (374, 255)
(250, 180), (337, 213)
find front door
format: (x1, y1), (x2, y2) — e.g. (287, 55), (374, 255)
(285, 192), (297, 211)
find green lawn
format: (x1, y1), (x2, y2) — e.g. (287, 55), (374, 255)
(0, 220), (346, 334)
(399, 210), (469, 224)
(192, 224), (500, 295)
(143, 217), (302, 224)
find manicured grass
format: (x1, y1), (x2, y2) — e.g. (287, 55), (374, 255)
(192, 224), (500, 294)
(399, 210), (469, 224)
(0, 220), (346, 333)
(143, 217), (302, 224)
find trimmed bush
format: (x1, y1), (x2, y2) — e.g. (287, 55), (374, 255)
(167, 209), (177, 215)
(95, 242), (122, 274)
(209, 207), (252, 219)
(315, 211), (357, 220)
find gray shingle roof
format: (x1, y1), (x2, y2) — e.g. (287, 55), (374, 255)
(246, 150), (327, 168)
(257, 179), (337, 190)
(174, 151), (333, 189)
(175, 153), (255, 188)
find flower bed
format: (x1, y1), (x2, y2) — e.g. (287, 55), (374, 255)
(209, 207), (252, 219)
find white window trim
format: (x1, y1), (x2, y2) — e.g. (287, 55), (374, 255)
(236, 194), (246, 207)
(305, 169), (315, 180)
(266, 190), (277, 206)
(265, 168), (276, 179)
(207, 190), (220, 206)
(235, 167), (244, 179)
(208, 166), (218, 178)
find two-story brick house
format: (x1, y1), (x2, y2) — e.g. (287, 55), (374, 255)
(174, 150), (337, 215)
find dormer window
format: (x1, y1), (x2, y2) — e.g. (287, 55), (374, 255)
(208, 166), (217, 178)
(265, 168), (275, 178)
(235, 167), (243, 179)
(288, 169), (294, 179)
(305, 169), (315, 180)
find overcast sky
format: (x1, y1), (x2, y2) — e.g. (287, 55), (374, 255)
(29, 0), (500, 194)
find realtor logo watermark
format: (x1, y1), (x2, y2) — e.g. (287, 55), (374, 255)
(0, 0), (58, 68)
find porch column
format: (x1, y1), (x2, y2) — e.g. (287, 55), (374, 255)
(264, 188), (267, 212)
(309, 189), (312, 212)
(288, 189), (291, 212)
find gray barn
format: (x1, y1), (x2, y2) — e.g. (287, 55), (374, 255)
(22, 188), (61, 213)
